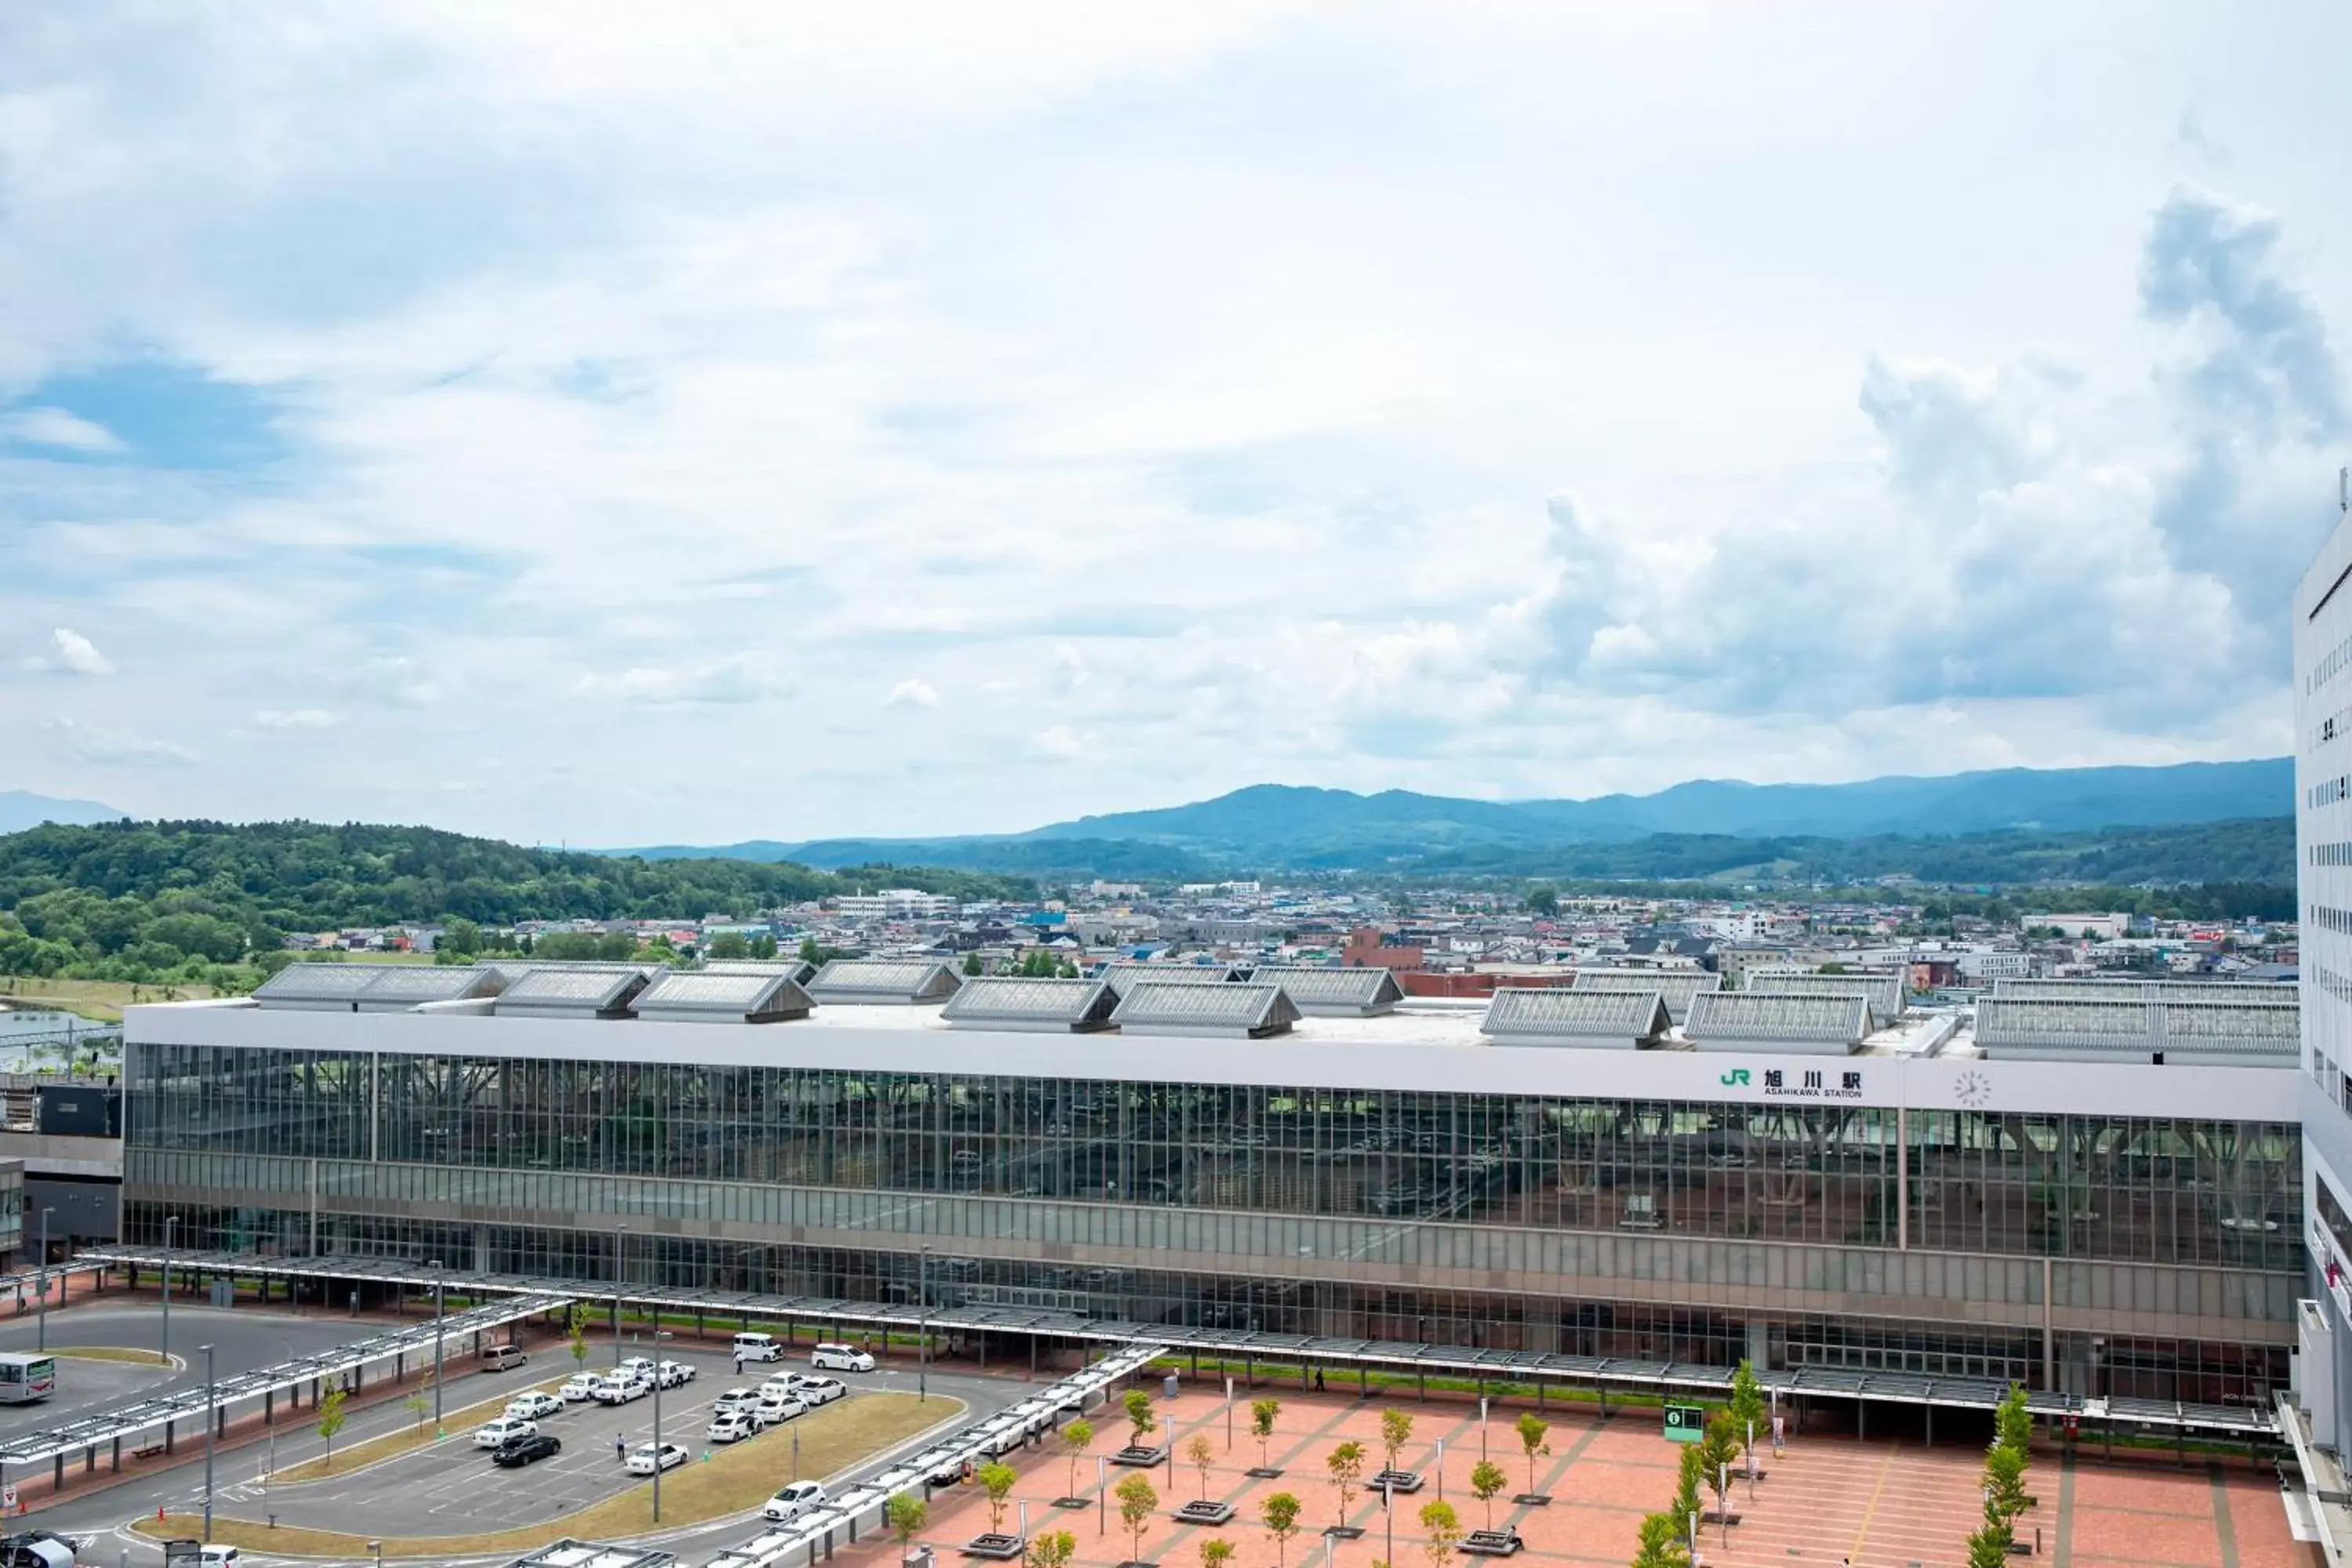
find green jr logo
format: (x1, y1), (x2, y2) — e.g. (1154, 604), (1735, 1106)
(1719, 1069), (1751, 1087)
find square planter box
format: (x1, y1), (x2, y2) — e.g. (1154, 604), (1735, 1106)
(1461, 1531), (1523, 1557)
(961, 1537), (1025, 1560)
(1051, 1498), (1090, 1511)
(1510, 1494), (1551, 1508)
(1173, 1501), (1234, 1526)
(1244, 1467), (1285, 1480)
(1322, 1527), (1364, 1541)
(1112, 1445), (1169, 1468)
(1700, 1508), (1743, 1527)
(1370, 1469), (1423, 1494)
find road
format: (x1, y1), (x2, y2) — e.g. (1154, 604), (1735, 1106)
(9, 1301), (1037, 1568)
(0, 1304), (378, 1446)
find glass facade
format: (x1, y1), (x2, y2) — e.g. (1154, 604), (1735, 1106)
(124, 1041), (2302, 1404)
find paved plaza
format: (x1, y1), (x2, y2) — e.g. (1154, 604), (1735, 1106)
(849, 1384), (2314, 1568)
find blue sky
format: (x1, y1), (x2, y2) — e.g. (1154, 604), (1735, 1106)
(2, 2), (2349, 844)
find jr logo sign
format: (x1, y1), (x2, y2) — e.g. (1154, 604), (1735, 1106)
(1719, 1069), (1751, 1087)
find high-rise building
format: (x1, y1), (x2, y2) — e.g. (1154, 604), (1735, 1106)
(2296, 488), (2352, 1443)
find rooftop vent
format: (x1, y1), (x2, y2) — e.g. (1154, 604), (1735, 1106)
(252, 964), (505, 1013)
(251, 964), (390, 1011)
(1245, 966), (1403, 1016)
(1098, 963), (1241, 996)
(805, 959), (962, 1005)
(1573, 968), (1722, 1023)
(633, 969), (813, 1025)
(941, 977), (1120, 1033)
(1685, 991), (1870, 1054)
(1742, 970), (1906, 1024)
(1992, 978), (2292, 1001)
(493, 966), (651, 1020)
(1110, 982), (1299, 1039)
(700, 959), (819, 987)
(1480, 987), (1671, 1049)
(1973, 996), (2296, 1065)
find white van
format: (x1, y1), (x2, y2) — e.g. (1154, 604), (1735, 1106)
(732, 1332), (784, 1363)
(811, 1341), (874, 1373)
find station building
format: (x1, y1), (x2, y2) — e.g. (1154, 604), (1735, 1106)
(120, 954), (2301, 1411)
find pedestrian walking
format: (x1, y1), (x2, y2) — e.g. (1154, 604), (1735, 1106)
(615, 1432), (627, 1462)
(733, 1349), (744, 1377)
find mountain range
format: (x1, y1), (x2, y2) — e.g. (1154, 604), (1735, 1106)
(0, 789), (123, 836)
(617, 757), (2292, 876)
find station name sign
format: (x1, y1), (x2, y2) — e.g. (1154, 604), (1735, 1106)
(1716, 1066), (1865, 1101)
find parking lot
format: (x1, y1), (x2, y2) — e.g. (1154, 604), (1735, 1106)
(258, 1343), (998, 1538)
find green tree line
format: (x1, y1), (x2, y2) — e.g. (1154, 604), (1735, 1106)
(0, 819), (1033, 985)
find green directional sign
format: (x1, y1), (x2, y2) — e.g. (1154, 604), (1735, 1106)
(1663, 1403), (1705, 1443)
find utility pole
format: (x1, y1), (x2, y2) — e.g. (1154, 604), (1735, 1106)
(919, 1245), (932, 1402)
(34, 1208), (52, 1351)
(614, 1223), (627, 1367)
(430, 1261), (445, 1426)
(161, 1215), (180, 1363)
(201, 1345), (216, 1541)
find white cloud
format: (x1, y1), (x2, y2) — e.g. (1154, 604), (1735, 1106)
(2, 408), (124, 452)
(22, 628), (115, 676)
(43, 718), (195, 768)
(254, 708), (344, 728)
(1, 5), (2347, 840)
(885, 679), (938, 709)
(572, 656), (779, 706)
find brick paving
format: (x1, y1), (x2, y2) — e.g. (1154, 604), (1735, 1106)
(829, 1387), (2318, 1568)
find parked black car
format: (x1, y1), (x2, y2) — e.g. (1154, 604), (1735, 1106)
(492, 1432), (562, 1468)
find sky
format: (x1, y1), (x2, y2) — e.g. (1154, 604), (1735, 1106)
(2, 2), (2350, 846)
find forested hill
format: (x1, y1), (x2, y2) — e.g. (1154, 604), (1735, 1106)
(0, 819), (1030, 932)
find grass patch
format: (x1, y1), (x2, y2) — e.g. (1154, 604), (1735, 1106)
(49, 1346), (172, 1367)
(267, 1375), (572, 1485)
(0, 977), (220, 1025)
(139, 1391), (956, 1559)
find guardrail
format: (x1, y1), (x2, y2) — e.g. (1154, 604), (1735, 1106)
(0, 1290), (574, 1473)
(691, 1342), (1167, 1568)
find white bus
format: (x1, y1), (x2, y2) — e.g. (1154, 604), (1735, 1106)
(0, 1353), (56, 1404)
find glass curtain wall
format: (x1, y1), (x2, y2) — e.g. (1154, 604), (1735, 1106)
(130, 1044), (2302, 1269)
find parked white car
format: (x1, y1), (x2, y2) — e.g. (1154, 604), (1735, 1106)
(592, 1373), (651, 1406)
(793, 1376), (847, 1406)
(754, 1389), (808, 1425)
(656, 1359), (695, 1388)
(473, 1416), (539, 1450)
(713, 1386), (763, 1415)
(559, 1374), (603, 1403)
(506, 1392), (565, 1421)
(732, 1331), (784, 1363)
(618, 1356), (658, 1379)
(811, 1342), (874, 1373)
(626, 1441), (689, 1475)
(763, 1481), (829, 1523)
(706, 1409), (759, 1444)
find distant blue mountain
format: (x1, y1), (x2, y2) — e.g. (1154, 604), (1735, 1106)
(0, 789), (123, 835)
(614, 757), (2290, 873)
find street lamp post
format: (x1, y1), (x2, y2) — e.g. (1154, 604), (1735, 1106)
(201, 1344), (216, 1541)
(918, 1245), (932, 1403)
(35, 1207), (53, 1351)
(613, 1223), (627, 1368)
(430, 1260), (445, 1426)
(652, 1329), (672, 1523)
(161, 1215), (180, 1363)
